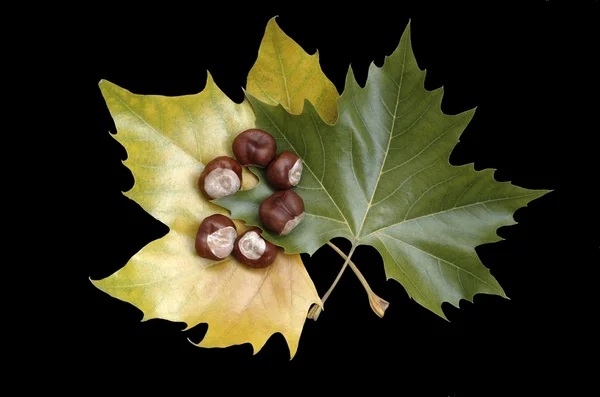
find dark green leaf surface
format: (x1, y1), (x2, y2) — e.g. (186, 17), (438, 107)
(217, 23), (550, 318)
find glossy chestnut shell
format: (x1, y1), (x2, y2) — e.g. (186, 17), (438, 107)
(232, 129), (277, 168)
(267, 151), (303, 190)
(259, 190), (305, 235)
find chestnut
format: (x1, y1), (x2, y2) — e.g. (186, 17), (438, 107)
(233, 227), (277, 268)
(232, 128), (277, 168)
(198, 156), (242, 200)
(195, 214), (238, 260)
(259, 190), (305, 235)
(267, 151), (303, 190)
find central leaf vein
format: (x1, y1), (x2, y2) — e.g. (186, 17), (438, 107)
(355, 32), (409, 240)
(274, 28), (292, 109)
(221, 265), (273, 336)
(362, 192), (541, 240)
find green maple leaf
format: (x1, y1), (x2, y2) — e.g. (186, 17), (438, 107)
(216, 22), (550, 319)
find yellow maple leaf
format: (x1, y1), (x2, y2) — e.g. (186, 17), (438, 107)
(92, 17), (340, 358)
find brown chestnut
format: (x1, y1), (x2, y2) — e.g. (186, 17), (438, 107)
(198, 156), (242, 200)
(267, 151), (303, 190)
(195, 214), (238, 260)
(233, 227), (277, 268)
(259, 190), (305, 235)
(232, 128), (277, 168)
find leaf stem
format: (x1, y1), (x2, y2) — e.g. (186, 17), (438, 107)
(307, 242), (389, 320)
(308, 244), (355, 320)
(326, 242), (389, 318)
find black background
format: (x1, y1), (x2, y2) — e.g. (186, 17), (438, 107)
(82, 2), (598, 395)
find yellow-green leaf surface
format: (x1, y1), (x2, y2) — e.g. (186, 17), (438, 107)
(247, 17), (339, 124)
(92, 75), (321, 358)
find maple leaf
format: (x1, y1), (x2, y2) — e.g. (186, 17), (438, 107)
(216, 22), (551, 319)
(90, 16), (341, 357)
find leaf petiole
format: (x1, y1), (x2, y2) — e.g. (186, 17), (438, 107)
(308, 242), (389, 320)
(308, 244), (355, 320)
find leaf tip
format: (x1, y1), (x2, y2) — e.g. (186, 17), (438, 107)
(98, 78), (117, 91)
(402, 18), (413, 40)
(452, 105), (477, 126)
(301, 97), (320, 116)
(343, 64), (359, 91)
(88, 275), (113, 296)
(205, 70), (215, 86)
(265, 15), (284, 38)
(436, 307), (450, 322)
(518, 187), (553, 207)
(313, 48), (320, 61)
(140, 314), (153, 323)
(89, 276), (108, 293)
(180, 322), (195, 332)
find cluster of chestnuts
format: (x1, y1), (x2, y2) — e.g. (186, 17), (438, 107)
(194, 128), (305, 269)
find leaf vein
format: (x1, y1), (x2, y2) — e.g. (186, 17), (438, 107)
(309, 112), (327, 183)
(361, 192), (541, 240)
(273, 28), (292, 109)
(372, 160), (439, 207)
(354, 37), (408, 239)
(390, 90), (440, 140)
(375, 234), (430, 304)
(106, 87), (200, 165)
(403, 174), (461, 221)
(377, 232), (503, 294)
(220, 265), (273, 336)
(385, 110), (464, 175)
(305, 213), (347, 224)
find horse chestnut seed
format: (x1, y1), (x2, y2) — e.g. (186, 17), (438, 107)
(233, 227), (277, 268)
(232, 128), (277, 168)
(267, 151), (303, 190)
(195, 214), (238, 260)
(259, 190), (305, 235)
(198, 156), (242, 200)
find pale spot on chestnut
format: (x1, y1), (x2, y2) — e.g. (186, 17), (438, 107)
(267, 151), (303, 190)
(207, 226), (237, 259)
(195, 214), (238, 261)
(198, 156), (243, 200)
(233, 227), (277, 268)
(288, 159), (303, 187)
(237, 231), (265, 260)
(204, 168), (240, 199)
(281, 212), (305, 236)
